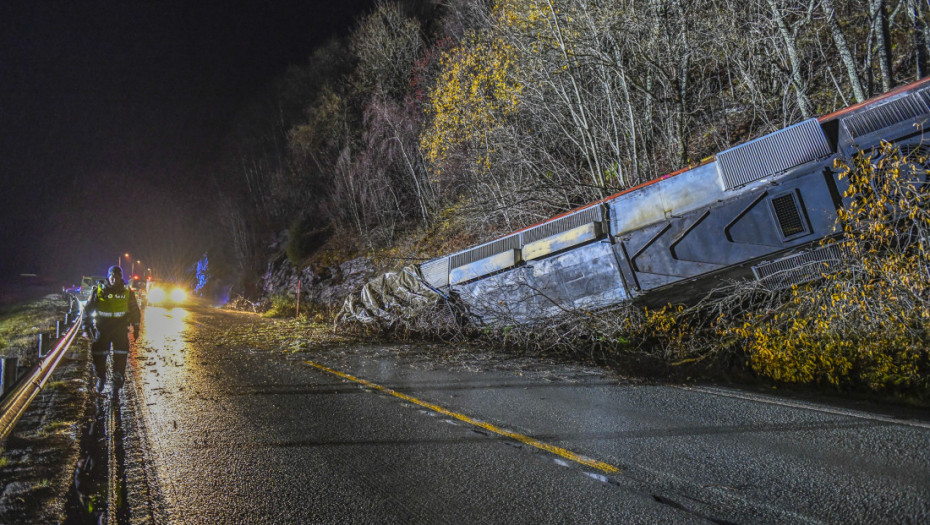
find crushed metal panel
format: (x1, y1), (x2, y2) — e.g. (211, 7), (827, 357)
(528, 242), (629, 312)
(717, 119), (831, 190)
(338, 266), (443, 325)
(608, 161), (723, 238)
(843, 91), (930, 139)
(454, 242), (628, 324)
(522, 221), (603, 261)
(454, 269), (539, 325)
(449, 249), (521, 285)
(419, 257), (450, 288)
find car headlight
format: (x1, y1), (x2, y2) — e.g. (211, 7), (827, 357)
(170, 288), (186, 303)
(149, 287), (166, 303)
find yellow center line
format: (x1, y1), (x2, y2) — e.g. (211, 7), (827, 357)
(305, 360), (620, 474)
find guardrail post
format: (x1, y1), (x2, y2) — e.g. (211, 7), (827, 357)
(1, 357), (18, 397)
(67, 297), (80, 325)
(38, 333), (47, 359)
(56, 320), (61, 338)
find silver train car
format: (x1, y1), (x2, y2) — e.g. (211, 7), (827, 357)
(418, 78), (930, 323)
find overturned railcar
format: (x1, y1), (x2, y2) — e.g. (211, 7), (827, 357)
(418, 79), (930, 323)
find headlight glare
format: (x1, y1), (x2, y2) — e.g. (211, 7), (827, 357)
(149, 287), (166, 303)
(170, 288), (186, 303)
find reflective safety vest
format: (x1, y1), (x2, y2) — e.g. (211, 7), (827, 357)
(95, 283), (130, 318)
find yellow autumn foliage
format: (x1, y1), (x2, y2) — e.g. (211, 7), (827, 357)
(628, 144), (929, 396)
(725, 143), (930, 392)
(420, 34), (523, 172)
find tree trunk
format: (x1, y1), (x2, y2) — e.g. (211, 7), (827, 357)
(907, 0), (930, 79)
(618, 67), (638, 185)
(544, 0), (606, 197)
(871, 0), (892, 92)
(766, 0), (814, 118)
(385, 116), (431, 227)
(822, 0), (867, 103)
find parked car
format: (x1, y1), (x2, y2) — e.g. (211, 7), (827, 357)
(76, 275), (105, 306)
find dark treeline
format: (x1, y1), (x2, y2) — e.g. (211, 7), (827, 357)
(211, 0), (930, 293)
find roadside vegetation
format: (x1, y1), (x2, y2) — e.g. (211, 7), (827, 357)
(614, 145), (927, 401)
(0, 295), (90, 523)
(222, 1), (930, 402)
(0, 295), (68, 367)
(731, 145), (930, 399)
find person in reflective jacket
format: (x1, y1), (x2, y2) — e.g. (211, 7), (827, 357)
(82, 265), (141, 393)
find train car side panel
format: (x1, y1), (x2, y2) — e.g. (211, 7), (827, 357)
(452, 241), (628, 324)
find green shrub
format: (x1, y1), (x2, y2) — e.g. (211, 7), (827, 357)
(286, 217), (332, 266)
(263, 294), (297, 318)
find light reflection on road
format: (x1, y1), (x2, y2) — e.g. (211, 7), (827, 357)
(142, 306), (189, 361)
(129, 304), (201, 510)
(132, 305), (193, 426)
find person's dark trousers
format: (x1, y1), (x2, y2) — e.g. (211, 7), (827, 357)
(91, 328), (129, 392)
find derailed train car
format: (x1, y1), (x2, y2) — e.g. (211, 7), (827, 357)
(418, 78), (930, 324)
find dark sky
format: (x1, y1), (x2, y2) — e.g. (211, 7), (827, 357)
(0, 0), (375, 285)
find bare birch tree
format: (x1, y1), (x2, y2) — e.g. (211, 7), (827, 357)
(822, 0), (867, 102)
(765, 0), (816, 118)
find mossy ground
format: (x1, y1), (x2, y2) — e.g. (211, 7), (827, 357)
(0, 295), (91, 524)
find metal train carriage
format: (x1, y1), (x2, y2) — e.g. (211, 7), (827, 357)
(418, 78), (930, 324)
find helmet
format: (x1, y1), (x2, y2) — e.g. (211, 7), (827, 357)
(108, 265), (123, 277)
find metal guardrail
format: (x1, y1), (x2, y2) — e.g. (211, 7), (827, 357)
(0, 311), (83, 440)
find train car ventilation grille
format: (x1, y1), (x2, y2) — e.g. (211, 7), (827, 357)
(917, 86), (930, 110)
(717, 119), (831, 190)
(419, 257), (450, 288)
(843, 91), (930, 139)
(449, 233), (521, 269)
(752, 245), (844, 288)
(771, 193), (806, 238)
(520, 205), (604, 245)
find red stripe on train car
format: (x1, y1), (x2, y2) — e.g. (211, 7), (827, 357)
(819, 76), (930, 122)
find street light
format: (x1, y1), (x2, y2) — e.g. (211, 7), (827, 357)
(122, 253), (139, 276)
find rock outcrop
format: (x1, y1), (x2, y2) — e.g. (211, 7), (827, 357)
(259, 254), (375, 311)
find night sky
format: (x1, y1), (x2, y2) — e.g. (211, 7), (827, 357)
(0, 0), (375, 286)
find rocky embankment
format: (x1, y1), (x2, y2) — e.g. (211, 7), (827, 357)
(255, 254), (376, 313)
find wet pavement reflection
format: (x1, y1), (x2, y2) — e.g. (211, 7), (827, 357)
(124, 304), (930, 524)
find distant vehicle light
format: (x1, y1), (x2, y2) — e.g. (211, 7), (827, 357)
(147, 284), (186, 306)
(170, 288), (186, 303)
(149, 287), (167, 303)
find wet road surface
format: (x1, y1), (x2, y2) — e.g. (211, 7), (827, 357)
(125, 304), (930, 523)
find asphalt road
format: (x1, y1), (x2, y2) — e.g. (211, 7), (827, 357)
(124, 303), (930, 524)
